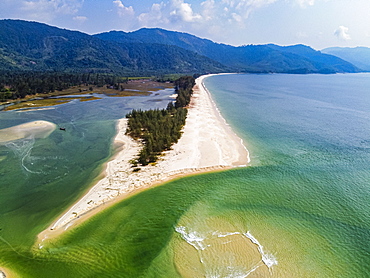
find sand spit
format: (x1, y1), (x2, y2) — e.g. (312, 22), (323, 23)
(0, 120), (56, 144)
(43, 75), (250, 235)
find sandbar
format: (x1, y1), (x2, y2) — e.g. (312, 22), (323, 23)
(0, 120), (56, 144)
(40, 75), (250, 239)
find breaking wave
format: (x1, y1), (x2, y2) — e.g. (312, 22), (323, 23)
(244, 231), (278, 270)
(175, 226), (278, 277)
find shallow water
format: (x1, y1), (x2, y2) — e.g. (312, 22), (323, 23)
(0, 89), (174, 247)
(0, 75), (369, 277)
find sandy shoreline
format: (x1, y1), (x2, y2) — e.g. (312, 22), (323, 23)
(0, 120), (56, 144)
(39, 74), (249, 240)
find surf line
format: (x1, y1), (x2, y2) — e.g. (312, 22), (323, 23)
(175, 226), (278, 277)
(244, 231), (278, 272)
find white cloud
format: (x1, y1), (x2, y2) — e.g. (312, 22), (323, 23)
(201, 0), (215, 21)
(138, 2), (169, 25)
(170, 0), (202, 22)
(20, 0), (83, 21)
(113, 0), (134, 17)
(231, 13), (242, 23)
(334, 26), (351, 41)
(221, 0), (277, 21)
(123, 0), (281, 32)
(138, 1), (203, 27)
(73, 15), (87, 23)
(296, 31), (308, 38)
(296, 0), (315, 8)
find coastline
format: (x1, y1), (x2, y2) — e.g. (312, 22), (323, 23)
(38, 74), (249, 241)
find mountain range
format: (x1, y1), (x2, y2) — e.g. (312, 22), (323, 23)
(96, 29), (359, 74)
(322, 47), (370, 72)
(0, 19), (361, 75)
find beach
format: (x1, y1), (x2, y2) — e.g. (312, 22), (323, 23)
(1, 73), (367, 277)
(41, 75), (250, 237)
(0, 120), (56, 144)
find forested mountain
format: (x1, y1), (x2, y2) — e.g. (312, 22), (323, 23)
(266, 44), (359, 73)
(322, 47), (370, 72)
(0, 19), (360, 74)
(0, 20), (226, 75)
(95, 28), (359, 73)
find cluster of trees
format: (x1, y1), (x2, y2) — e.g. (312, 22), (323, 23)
(174, 75), (196, 108)
(0, 71), (128, 101)
(126, 107), (187, 166)
(126, 76), (195, 166)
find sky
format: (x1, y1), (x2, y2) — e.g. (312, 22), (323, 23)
(1, 0), (370, 50)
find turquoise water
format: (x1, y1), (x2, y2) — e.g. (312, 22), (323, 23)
(0, 90), (174, 247)
(202, 73), (370, 276)
(0, 74), (369, 277)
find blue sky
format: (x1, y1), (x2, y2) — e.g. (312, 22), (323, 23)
(1, 0), (370, 49)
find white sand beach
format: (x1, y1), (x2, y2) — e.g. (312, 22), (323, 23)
(43, 75), (250, 235)
(0, 120), (56, 144)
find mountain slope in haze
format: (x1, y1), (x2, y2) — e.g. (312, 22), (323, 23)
(266, 44), (359, 73)
(0, 20), (227, 74)
(322, 47), (370, 71)
(95, 28), (359, 73)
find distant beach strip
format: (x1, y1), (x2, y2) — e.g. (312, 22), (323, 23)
(40, 75), (250, 237)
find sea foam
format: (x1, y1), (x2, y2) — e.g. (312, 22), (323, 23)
(175, 226), (278, 277)
(175, 226), (209, 251)
(244, 231), (278, 269)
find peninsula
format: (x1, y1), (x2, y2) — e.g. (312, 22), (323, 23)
(40, 75), (249, 239)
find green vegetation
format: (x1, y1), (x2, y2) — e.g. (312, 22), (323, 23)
(0, 71), (129, 101)
(96, 28), (360, 74)
(0, 71), (176, 111)
(126, 76), (195, 166)
(0, 19), (360, 80)
(126, 108), (187, 166)
(3, 96), (102, 111)
(174, 75), (195, 108)
(0, 20), (226, 75)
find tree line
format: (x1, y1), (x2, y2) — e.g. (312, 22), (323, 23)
(126, 76), (195, 166)
(0, 71), (129, 101)
(174, 75), (196, 108)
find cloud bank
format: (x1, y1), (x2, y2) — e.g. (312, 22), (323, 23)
(1, 0), (84, 22)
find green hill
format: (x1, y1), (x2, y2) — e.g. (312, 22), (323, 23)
(322, 47), (370, 72)
(95, 28), (359, 73)
(0, 20), (227, 75)
(0, 20), (360, 75)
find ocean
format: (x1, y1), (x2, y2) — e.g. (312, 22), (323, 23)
(0, 74), (369, 277)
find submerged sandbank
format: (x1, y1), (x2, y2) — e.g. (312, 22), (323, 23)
(0, 120), (56, 144)
(40, 75), (250, 238)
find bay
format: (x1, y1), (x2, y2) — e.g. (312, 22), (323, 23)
(0, 74), (369, 277)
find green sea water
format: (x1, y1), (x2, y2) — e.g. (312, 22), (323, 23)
(0, 74), (369, 277)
